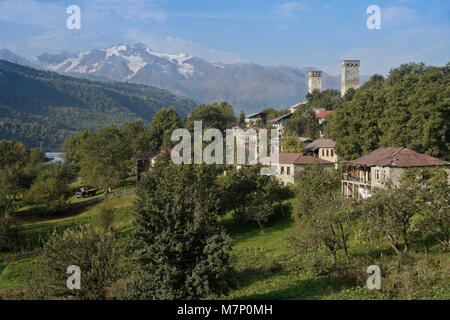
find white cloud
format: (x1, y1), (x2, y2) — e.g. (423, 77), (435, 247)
(274, 2), (308, 19)
(125, 28), (243, 63)
(0, 0), (65, 28)
(85, 0), (167, 23)
(381, 7), (420, 28)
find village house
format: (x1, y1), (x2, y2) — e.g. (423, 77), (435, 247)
(265, 152), (334, 185)
(267, 112), (293, 134)
(245, 111), (266, 125)
(341, 147), (450, 199)
(316, 110), (334, 125)
(136, 150), (165, 181)
(304, 138), (338, 166)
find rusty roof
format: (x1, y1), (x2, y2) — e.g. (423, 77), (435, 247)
(344, 147), (450, 168)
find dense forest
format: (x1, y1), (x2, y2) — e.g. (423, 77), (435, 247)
(0, 60), (197, 151)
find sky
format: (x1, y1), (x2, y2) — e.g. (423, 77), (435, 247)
(0, 0), (448, 75)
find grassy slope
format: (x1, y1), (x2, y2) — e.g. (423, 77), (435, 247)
(1, 198), (449, 299)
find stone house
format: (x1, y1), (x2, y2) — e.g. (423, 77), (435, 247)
(341, 147), (450, 199)
(265, 152), (334, 185)
(304, 138), (338, 165)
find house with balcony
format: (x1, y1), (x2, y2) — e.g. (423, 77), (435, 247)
(341, 147), (450, 199)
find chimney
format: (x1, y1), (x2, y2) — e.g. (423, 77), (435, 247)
(341, 60), (360, 97)
(308, 70), (322, 94)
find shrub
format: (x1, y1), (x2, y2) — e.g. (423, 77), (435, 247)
(94, 206), (115, 235)
(43, 225), (124, 300)
(300, 250), (330, 277)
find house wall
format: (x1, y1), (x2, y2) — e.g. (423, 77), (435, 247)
(318, 147), (338, 163)
(275, 163), (334, 185)
(371, 166), (405, 189)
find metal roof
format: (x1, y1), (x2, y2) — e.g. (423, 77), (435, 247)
(344, 147), (449, 168)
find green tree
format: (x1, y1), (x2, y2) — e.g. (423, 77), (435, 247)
(293, 163), (341, 220)
(362, 177), (422, 259)
(285, 106), (320, 139)
(186, 102), (237, 132)
(404, 168), (450, 249)
(78, 125), (132, 192)
(331, 63), (449, 160)
(149, 108), (182, 152)
(282, 134), (305, 153)
(24, 164), (71, 213)
(291, 195), (354, 266)
(95, 205), (115, 235)
(43, 225), (124, 300)
(239, 110), (246, 129)
(0, 140), (30, 201)
(127, 161), (234, 300)
(305, 89), (341, 111)
(62, 129), (95, 164)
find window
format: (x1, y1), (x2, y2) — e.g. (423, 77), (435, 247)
(281, 166), (285, 174)
(321, 149), (324, 157)
(287, 167), (290, 175)
(376, 170), (379, 181)
(326, 149), (329, 157)
(331, 149), (334, 157)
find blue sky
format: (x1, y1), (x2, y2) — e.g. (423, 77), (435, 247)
(0, 0), (448, 75)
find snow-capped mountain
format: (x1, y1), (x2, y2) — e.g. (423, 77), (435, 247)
(6, 44), (367, 114)
(37, 43), (196, 83)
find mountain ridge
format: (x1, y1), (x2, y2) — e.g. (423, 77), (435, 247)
(0, 44), (370, 114)
(0, 59), (197, 150)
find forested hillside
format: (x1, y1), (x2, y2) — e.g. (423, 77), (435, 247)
(0, 60), (197, 151)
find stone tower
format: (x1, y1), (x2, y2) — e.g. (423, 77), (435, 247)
(341, 60), (360, 97)
(308, 70), (322, 94)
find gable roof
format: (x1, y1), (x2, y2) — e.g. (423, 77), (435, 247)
(246, 111), (265, 119)
(305, 139), (336, 151)
(344, 147), (450, 168)
(277, 153), (333, 165)
(250, 153), (333, 166)
(267, 112), (293, 124)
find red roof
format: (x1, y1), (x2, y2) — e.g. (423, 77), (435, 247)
(345, 147), (449, 168)
(136, 150), (165, 161)
(316, 110), (334, 120)
(249, 153), (333, 166)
